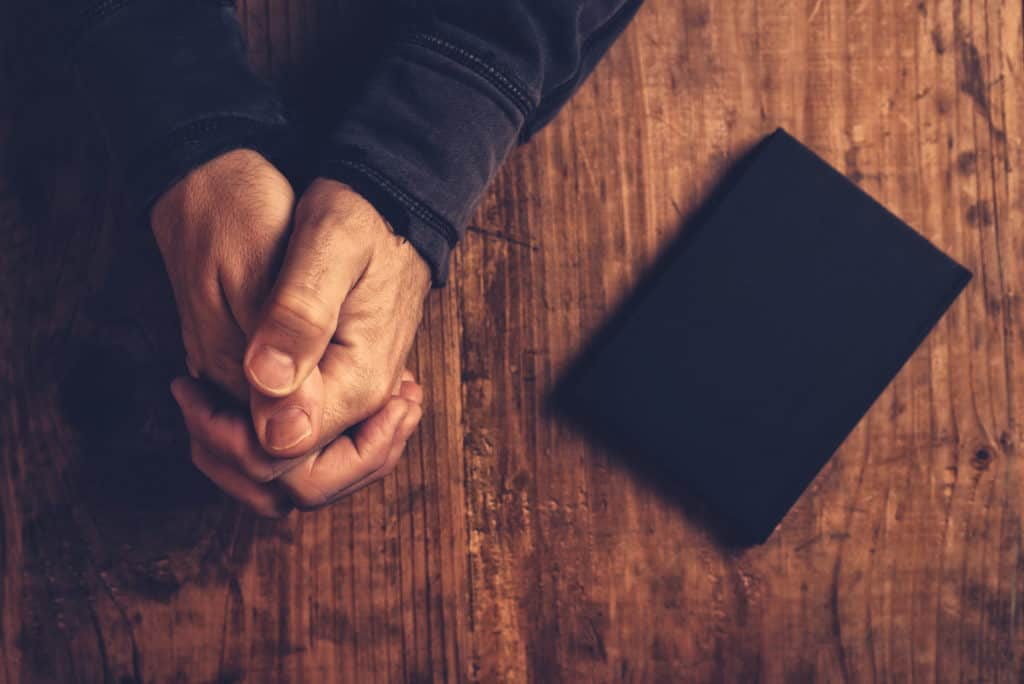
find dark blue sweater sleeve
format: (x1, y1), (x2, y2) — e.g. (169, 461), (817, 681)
(66, 0), (291, 223)
(67, 0), (642, 285)
(317, 0), (645, 285)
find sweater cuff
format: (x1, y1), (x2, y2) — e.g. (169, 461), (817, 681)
(317, 33), (529, 286)
(130, 117), (293, 227)
(319, 155), (457, 287)
(70, 0), (289, 224)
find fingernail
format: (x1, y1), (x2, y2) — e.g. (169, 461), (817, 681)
(249, 346), (295, 392)
(266, 406), (312, 451)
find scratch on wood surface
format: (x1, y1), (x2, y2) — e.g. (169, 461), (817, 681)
(0, 0), (1021, 681)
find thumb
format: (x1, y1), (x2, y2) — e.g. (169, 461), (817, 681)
(243, 193), (371, 398)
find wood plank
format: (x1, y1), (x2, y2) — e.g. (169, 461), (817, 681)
(0, 0), (1020, 681)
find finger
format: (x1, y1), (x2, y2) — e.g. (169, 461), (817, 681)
(162, 257), (205, 381)
(243, 198), (374, 398)
(325, 382), (423, 499)
(171, 377), (303, 483)
(218, 242), (283, 338)
(278, 396), (412, 511)
(329, 399), (423, 501)
(200, 338), (250, 405)
(248, 361), (420, 458)
(181, 304), (219, 390)
(248, 367), (324, 457)
(250, 344), (398, 458)
(195, 284), (252, 404)
(395, 400), (423, 444)
(164, 264), (248, 402)
(190, 439), (293, 518)
(392, 369), (419, 397)
(175, 271), (250, 403)
(397, 379), (424, 405)
(390, 371), (406, 395)
(185, 353), (200, 379)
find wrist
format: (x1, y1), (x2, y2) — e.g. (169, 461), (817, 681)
(302, 178), (433, 295)
(301, 179), (433, 296)
(131, 118), (291, 231)
(151, 149), (283, 237)
(405, 241), (433, 297)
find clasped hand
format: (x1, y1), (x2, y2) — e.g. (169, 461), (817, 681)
(152, 150), (431, 517)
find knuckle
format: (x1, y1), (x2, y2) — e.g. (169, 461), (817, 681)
(244, 460), (278, 484)
(267, 288), (336, 341)
(295, 183), (376, 230)
(392, 398), (420, 431)
(208, 346), (244, 372)
(333, 365), (394, 429)
(379, 456), (402, 479)
(206, 356), (247, 399)
(283, 477), (330, 511)
(364, 377), (394, 414)
(359, 421), (396, 464)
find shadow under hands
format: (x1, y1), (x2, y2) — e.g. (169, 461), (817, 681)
(3, 0), (422, 583)
(51, 230), (255, 599)
(0, 1), (243, 601)
(2, 0), (456, 631)
(57, 229), (220, 519)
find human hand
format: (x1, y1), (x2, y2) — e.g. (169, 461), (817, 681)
(154, 152), (429, 515)
(238, 177), (432, 458)
(169, 369), (423, 516)
(151, 148), (293, 403)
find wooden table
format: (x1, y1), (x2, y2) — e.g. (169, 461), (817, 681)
(1, 0), (1021, 681)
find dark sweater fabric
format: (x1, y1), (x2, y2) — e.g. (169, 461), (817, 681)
(64, 0), (643, 285)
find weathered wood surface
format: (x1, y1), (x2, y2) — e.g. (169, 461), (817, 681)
(1, 0), (1021, 681)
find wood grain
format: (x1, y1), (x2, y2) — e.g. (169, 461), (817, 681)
(1, 0), (1021, 681)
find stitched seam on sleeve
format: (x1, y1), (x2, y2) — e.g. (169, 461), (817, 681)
(329, 159), (459, 247)
(402, 33), (535, 121)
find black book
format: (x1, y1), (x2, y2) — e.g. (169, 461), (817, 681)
(558, 129), (972, 544)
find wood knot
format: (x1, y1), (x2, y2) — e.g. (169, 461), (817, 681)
(956, 151), (977, 175)
(971, 448), (992, 471)
(965, 201), (993, 227)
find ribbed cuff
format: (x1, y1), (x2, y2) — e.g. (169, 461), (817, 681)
(317, 32), (530, 286)
(70, 0), (289, 226)
(319, 154), (456, 287)
(129, 116), (294, 227)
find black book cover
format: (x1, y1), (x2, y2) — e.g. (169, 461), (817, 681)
(557, 129), (972, 544)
